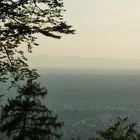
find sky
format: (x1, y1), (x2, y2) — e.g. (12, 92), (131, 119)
(31, 0), (140, 59)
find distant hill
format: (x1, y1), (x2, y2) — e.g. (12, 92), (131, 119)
(27, 55), (140, 70)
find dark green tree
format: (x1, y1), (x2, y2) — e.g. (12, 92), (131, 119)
(0, 0), (75, 83)
(89, 117), (140, 140)
(0, 79), (62, 140)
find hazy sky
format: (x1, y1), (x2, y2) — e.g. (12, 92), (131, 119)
(32, 0), (140, 59)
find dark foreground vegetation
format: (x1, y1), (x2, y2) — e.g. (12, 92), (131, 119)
(0, 78), (62, 140)
(88, 117), (140, 140)
(0, 0), (74, 139)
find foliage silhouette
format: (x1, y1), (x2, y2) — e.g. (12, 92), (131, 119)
(89, 117), (140, 140)
(0, 79), (62, 140)
(0, 0), (75, 83)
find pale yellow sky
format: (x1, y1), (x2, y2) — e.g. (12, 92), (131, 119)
(32, 0), (140, 59)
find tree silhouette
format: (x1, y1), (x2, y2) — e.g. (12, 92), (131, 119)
(0, 79), (62, 140)
(0, 0), (75, 83)
(89, 117), (140, 140)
